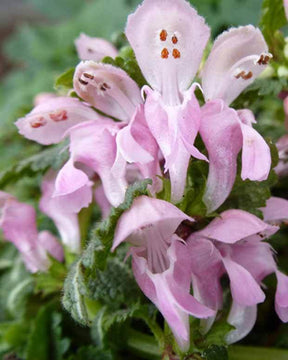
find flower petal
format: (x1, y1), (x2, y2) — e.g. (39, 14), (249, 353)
(126, 0), (210, 103)
(16, 97), (100, 145)
(226, 302), (257, 344)
(202, 25), (270, 105)
(38, 230), (64, 262)
(75, 33), (118, 61)
(239, 118), (271, 181)
(275, 271), (288, 322)
(200, 100), (242, 213)
(113, 196), (192, 250)
(260, 196), (288, 224)
(198, 209), (277, 244)
(74, 61), (141, 122)
(222, 257), (265, 306)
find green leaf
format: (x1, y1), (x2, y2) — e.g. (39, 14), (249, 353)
(259, 0), (287, 63)
(229, 345), (288, 360)
(66, 346), (113, 360)
(54, 68), (75, 93)
(102, 53), (147, 88)
(204, 322), (234, 347)
(0, 143), (69, 189)
(26, 305), (70, 360)
(203, 345), (228, 360)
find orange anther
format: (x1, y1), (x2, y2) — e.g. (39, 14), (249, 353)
(172, 35), (178, 44)
(160, 30), (168, 41)
(172, 49), (181, 59)
(161, 48), (169, 59)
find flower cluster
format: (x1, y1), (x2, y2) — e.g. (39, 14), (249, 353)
(1, 0), (288, 354)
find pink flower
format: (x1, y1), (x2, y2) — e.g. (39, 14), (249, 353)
(75, 33), (118, 62)
(284, 0), (288, 20)
(40, 170), (93, 253)
(199, 27), (272, 211)
(112, 196), (215, 351)
(126, 0), (210, 202)
(187, 208), (288, 343)
(0, 191), (63, 273)
(126, 0), (272, 208)
(15, 97), (103, 145)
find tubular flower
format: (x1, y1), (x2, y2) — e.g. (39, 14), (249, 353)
(0, 191), (63, 273)
(199, 26), (272, 212)
(186, 208), (288, 344)
(112, 196), (215, 351)
(40, 170), (93, 253)
(126, 0), (210, 202)
(75, 33), (118, 62)
(15, 97), (104, 145)
(126, 0), (272, 207)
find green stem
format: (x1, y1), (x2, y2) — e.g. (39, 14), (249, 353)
(229, 345), (288, 360)
(126, 329), (161, 360)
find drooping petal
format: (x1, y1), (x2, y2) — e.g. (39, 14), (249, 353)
(63, 120), (127, 207)
(113, 195), (193, 250)
(200, 100), (242, 213)
(40, 170), (92, 253)
(260, 196), (288, 224)
(0, 194), (49, 272)
(75, 33), (118, 61)
(275, 271), (288, 322)
(226, 302), (257, 344)
(202, 25), (271, 105)
(126, 0), (210, 104)
(238, 113), (271, 181)
(116, 105), (162, 194)
(197, 209), (278, 244)
(74, 61), (141, 122)
(16, 97), (101, 145)
(222, 257), (265, 306)
(38, 230), (64, 262)
(187, 237), (223, 311)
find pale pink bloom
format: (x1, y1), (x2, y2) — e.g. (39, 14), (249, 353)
(112, 196), (215, 351)
(40, 170), (93, 253)
(16, 97), (103, 145)
(275, 134), (288, 176)
(74, 61), (142, 122)
(284, 0), (288, 20)
(94, 185), (111, 219)
(187, 208), (288, 343)
(55, 105), (161, 207)
(199, 26), (272, 212)
(126, 0), (210, 202)
(126, 0), (271, 206)
(75, 33), (118, 62)
(33, 92), (58, 106)
(0, 191), (63, 273)
(260, 196), (288, 224)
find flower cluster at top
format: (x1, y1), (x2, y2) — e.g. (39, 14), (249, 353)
(1, 0), (288, 353)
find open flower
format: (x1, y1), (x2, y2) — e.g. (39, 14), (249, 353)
(75, 33), (118, 62)
(0, 191), (63, 272)
(186, 208), (288, 343)
(40, 170), (93, 253)
(112, 196), (215, 351)
(126, 0), (271, 208)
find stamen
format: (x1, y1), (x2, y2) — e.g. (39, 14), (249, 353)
(100, 82), (111, 91)
(79, 78), (88, 85)
(83, 72), (94, 79)
(49, 110), (68, 122)
(172, 49), (181, 59)
(161, 48), (169, 59)
(160, 29), (168, 42)
(30, 117), (47, 128)
(172, 35), (178, 44)
(257, 54), (271, 65)
(235, 70), (253, 80)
